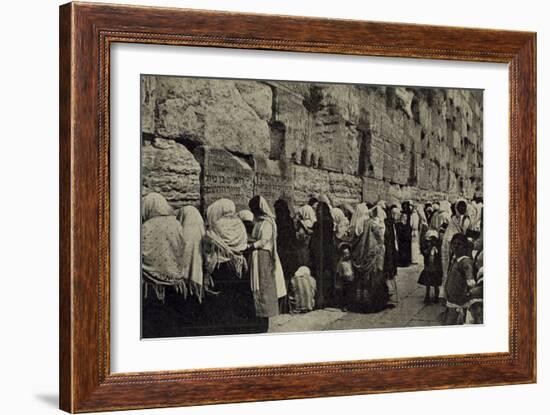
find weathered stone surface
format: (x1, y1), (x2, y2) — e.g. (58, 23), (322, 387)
(140, 76), (156, 135)
(293, 165), (330, 207)
(193, 146), (254, 212)
(141, 138), (201, 208)
(293, 166), (363, 207)
(234, 81), (272, 121)
(253, 157), (294, 208)
(145, 77), (271, 155)
(393, 87), (415, 119)
(142, 76), (483, 205)
(328, 172), (363, 206)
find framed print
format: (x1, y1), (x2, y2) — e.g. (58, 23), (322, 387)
(59, 2), (536, 413)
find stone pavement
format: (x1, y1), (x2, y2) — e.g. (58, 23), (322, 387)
(268, 262), (445, 333)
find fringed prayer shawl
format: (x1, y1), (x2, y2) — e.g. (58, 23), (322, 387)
(177, 206), (206, 302)
(204, 199), (248, 280)
(142, 215), (187, 301)
(141, 193), (187, 301)
(142, 192), (174, 222)
(352, 217), (386, 276)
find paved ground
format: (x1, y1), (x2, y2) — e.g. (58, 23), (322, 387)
(269, 261), (445, 333)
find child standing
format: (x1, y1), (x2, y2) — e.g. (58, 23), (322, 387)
(417, 230), (443, 304)
(443, 233), (476, 325)
(335, 244), (354, 311)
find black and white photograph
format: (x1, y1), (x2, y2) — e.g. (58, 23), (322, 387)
(2, 0), (545, 414)
(140, 75), (484, 339)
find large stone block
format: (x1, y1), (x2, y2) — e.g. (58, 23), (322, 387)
(140, 76), (157, 135)
(234, 81), (272, 121)
(193, 146), (254, 213)
(146, 77), (271, 156)
(253, 157), (294, 208)
(328, 172), (363, 206)
(293, 165), (330, 207)
(362, 177), (387, 204)
(141, 138), (201, 208)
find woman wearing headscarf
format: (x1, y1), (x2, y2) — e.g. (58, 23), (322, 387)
(332, 207), (350, 242)
(466, 200), (482, 239)
(424, 203), (434, 225)
(309, 200), (336, 309)
(374, 200), (387, 222)
(410, 204), (428, 265)
(141, 192), (186, 338)
(295, 203), (316, 268)
(349, 203), (370, 238)
(351, 207), (388, 312)
(248, 196), (286, 331)
(274, 198), (299, 313)
(203, 198), (257, 335)
(172, 205), (206, 335)
(176, 206), (206, 302)
(430, 200), (452, 234)
(342, 203), (355, 222)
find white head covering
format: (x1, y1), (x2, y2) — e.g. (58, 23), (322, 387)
(257, 195), (275, 219)
(250, 196), (287, 299)
(373, 203), (387, 221)
(207, 198), (237, 229)
(142, 197), (185, 300)
(350, 203), (370, 236)
(294, 266), (312, 278)
(142, 192), (173, 222)
(298, 204), (317, 229)
(177, 206), (206, 301)
(237, 209), (254, 223)
(453, 197), (468, 216)
(439, 200), (453, 217)
(204, 199), (248, 277)
(425, 229), (439, 240)
(332, 207), (350, 239)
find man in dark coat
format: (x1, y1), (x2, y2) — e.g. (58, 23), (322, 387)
(397, 201), (412, 267)
(384, 205), (400, 304)
(309, 201), (336, 309)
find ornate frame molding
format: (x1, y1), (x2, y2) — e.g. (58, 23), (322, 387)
(60, 2), (536, 412)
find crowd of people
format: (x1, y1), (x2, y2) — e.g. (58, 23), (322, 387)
(141, 191), (484, 338)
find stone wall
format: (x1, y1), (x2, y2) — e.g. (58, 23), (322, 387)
(141, 138), (201, 208)
(141, 75), (483, 211)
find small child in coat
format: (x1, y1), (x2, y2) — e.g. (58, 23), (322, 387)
(417, 229), (443, 304)
(443, 233), (476, 325)
(335, 244), (354, 312)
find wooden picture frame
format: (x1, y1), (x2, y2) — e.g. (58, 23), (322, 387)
(59, 2), (536, 412)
